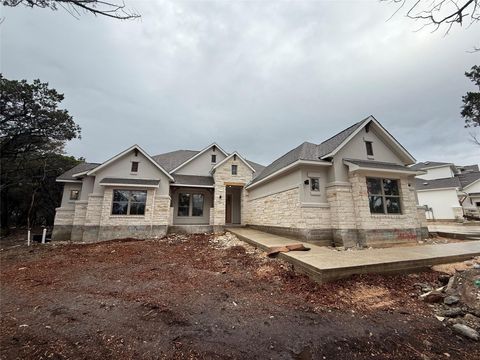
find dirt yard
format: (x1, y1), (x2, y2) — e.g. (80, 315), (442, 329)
(1, 234), (479, 359)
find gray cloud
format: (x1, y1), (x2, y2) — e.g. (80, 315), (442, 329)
(1, 0), (478, 166)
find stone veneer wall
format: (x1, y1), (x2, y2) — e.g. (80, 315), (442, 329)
(326, 183), (358, 247)
(52, 207), (75, 241)
(71, 201), (88, 241)
(245, 187), (333, 245)
(212, 157), (254, 229)
(94, 188), (170, 241)
(349, 173), (426, 247)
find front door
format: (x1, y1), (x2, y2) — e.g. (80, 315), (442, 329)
(226, 194), (232, 223)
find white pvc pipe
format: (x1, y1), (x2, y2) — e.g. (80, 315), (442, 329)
(41, 228), (46, 244)
(27, 230), (31, 246)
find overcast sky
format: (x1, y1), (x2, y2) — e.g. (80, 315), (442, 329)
(1, 1), (479, 167)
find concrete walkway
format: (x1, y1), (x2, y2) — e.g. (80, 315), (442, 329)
(428, 224), (480, 240)
(226, 227), (480, 282)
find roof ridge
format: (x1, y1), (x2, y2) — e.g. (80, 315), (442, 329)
(318, 118), (366, 146)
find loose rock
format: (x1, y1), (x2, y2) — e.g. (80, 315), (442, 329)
(444, 295), (460, 305)
(421, 290), (444, 303)
(452, 324), (479, 341)
(439, 307), (463, 318)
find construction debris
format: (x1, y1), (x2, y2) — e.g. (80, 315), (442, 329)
(267, 243), (310, 257)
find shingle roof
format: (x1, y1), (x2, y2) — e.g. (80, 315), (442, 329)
(99, 178), (160, 186)
(457, 171), (480, 188)
(415, 177), (461, 190)
(250, 142), (321, 184)
(459, 164), (479, 173)
(173, 175), (214, 187)
(409, 161), (453, 170)
(317, 119), (366, 158)
(57, 162), (100, 181)
(250, 118), (368, 184)
(344, 159), (419, 173)
(152, 150), (199, 172)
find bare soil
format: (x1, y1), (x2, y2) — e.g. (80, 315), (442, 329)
(1, 234), (479, 359)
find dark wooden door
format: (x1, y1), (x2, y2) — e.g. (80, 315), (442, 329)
(226, 194), (232, 224)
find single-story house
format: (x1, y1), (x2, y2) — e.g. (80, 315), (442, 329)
(53, 115), (428, 248)
(412, 162), (480, 220)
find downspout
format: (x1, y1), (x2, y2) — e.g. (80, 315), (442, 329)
(150, 188), (156, 236)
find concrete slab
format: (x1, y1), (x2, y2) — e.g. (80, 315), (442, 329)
(428, 224), (480, 240)
(227, 227), (480, 282)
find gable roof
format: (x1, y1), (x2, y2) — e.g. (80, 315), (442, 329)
(409, 161), (455, 170)
(415, 177), (461, 191)
(250, 142), (323, 184)
(57, 162), (100, 181)
(457, 171), (480, 189)
(172, 175), (215, 187)
(317, 120), (365, 158)
(212, 152), (256, 173)
(86, 144), (174, 181)
(250, 115), (415, 186)
(152, 150), (199, 172)
(318, 115), (416, 163)
(169, 143), (229, 174)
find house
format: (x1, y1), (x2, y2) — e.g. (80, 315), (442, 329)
(53, 115), (428, 248)
(411, 162), (480, 220)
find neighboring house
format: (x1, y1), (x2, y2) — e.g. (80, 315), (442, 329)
(412, 162), (480, 220)
(53, 115), (428, 248)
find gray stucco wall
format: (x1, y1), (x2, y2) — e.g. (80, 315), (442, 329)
(91, 149), (171, 195)
(175, 146), (227, 176)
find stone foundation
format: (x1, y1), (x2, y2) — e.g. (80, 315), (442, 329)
(51, 225), (73, 241)
(248, 225), (333, 246)
(168, 225), (213, 234)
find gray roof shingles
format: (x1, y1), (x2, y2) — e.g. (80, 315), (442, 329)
(415, 177), (461, 190)
(173, 175), (214, 186)
(457, 172), (480, 188)
(152, 150), (199, 172)
(99, 178), (160, 186)
(250, 118), (367, 184)
(57, 162), (100, 181)
(409, 161), (453, 170)
(344, 158), (419, 172)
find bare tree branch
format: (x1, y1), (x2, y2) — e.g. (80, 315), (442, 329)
(2, 0), (140, 20)
(383, 0), (479, 35)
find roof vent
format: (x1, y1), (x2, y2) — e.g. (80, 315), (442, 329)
(424, 161), (430, 165)
(423, 182), (429, 186)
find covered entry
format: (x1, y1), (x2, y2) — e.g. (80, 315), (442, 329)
(225, 185), (242, 224)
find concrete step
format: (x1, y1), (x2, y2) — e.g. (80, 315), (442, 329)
(227, 227), (480, 282)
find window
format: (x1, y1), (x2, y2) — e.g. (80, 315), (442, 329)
(177, 193), (204, 217)
(310, 178), (320, 191)
(112, 190), (147, 215)
(178, 193), (190, 216)
(365, 141), (374, 156)
(192, 194), (204, 216)
(366, 178), (401, 214)
(211, 154), (216, 163)
(231, 164), (238, 175)
(131, 161), (139, 173)
(70, 189), (80, 200)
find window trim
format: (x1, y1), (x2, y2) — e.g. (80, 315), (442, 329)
(310, 177), (320, 192)
(69, 189), (80, 200)
(365, 141), (374, 157)
(111, 189), (147, 216)
(366, 177), (402, 215)
(131, 161), (139, 173)
(231, 164), (238, 175)
(177, 192), (205, 217)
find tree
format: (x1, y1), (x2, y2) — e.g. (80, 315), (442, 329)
(461, 65), (480, 145)
(0, 75), (81, 232)
(385, 0), (479, 36)
(2, 0), (140, 20)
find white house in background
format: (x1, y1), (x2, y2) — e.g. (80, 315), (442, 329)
(412, 162), (480, 220)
